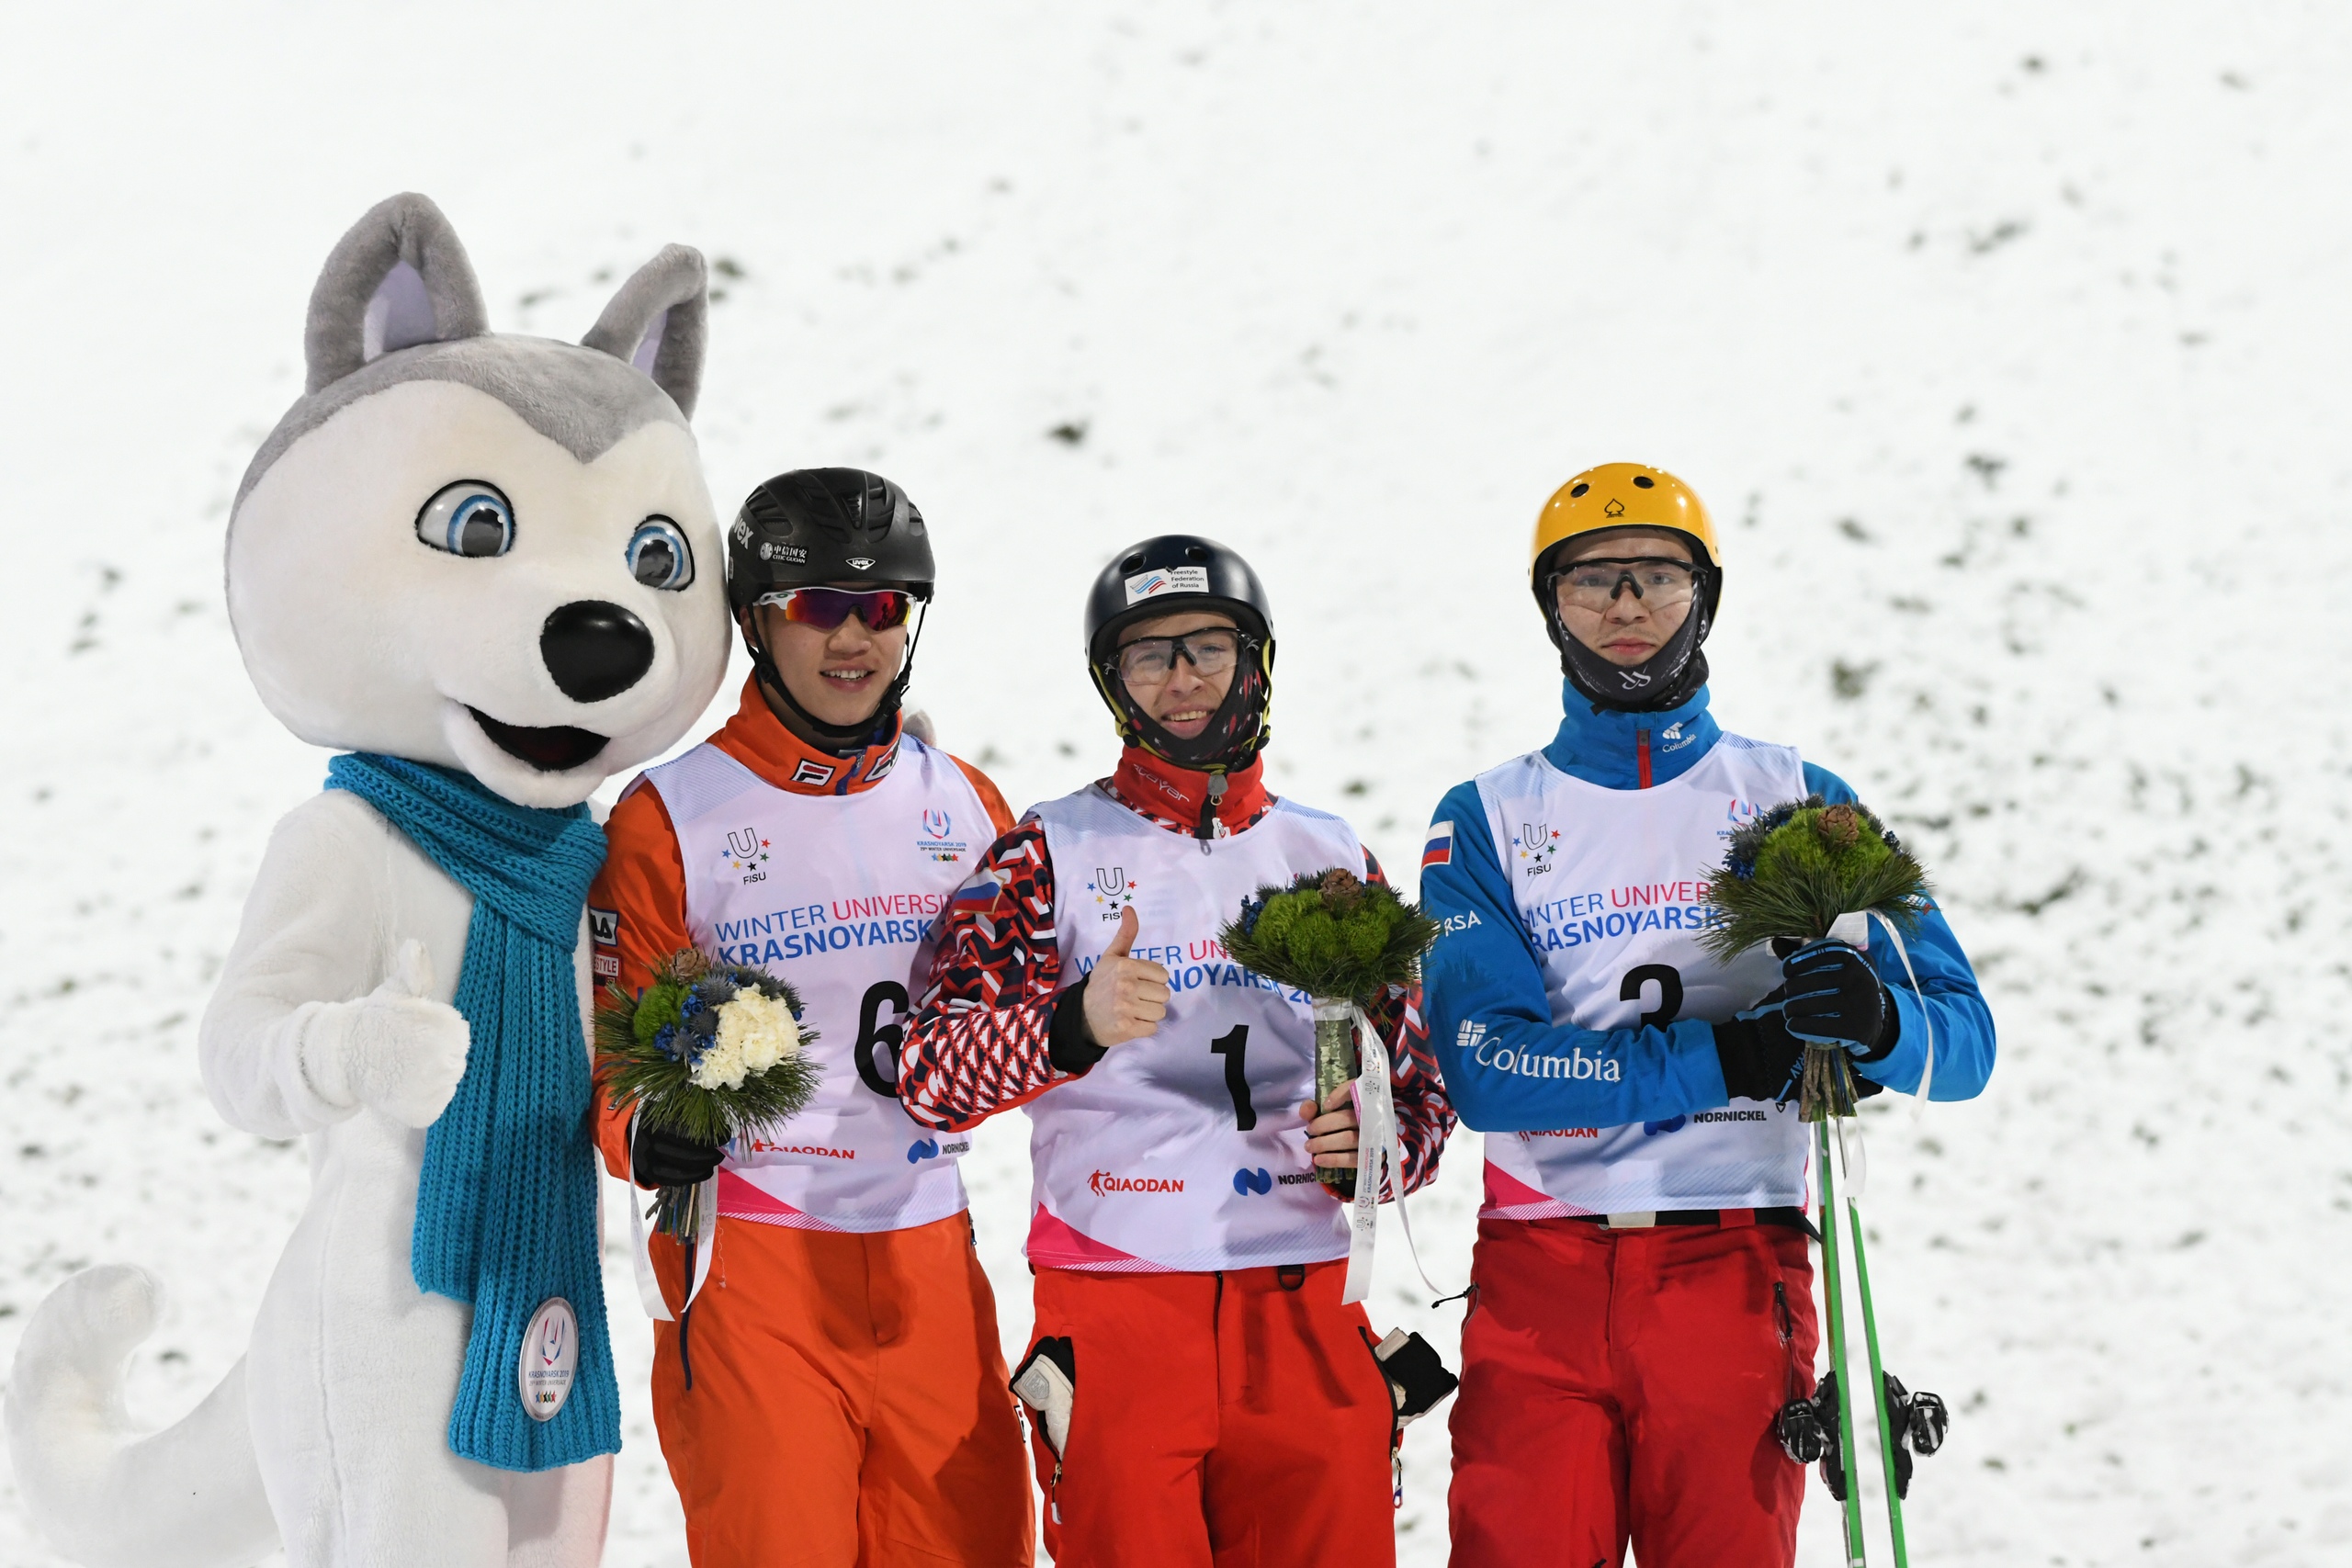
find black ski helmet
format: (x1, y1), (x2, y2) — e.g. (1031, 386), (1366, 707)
(728, 468), (933, 749)
(1083, 535), (1276, 773)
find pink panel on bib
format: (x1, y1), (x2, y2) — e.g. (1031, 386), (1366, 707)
(717, 1170), (847, 1233)
(1025, 1203), (1165, 1273)
(1480, 1161), (1592, 1222)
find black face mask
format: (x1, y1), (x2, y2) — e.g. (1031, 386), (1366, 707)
(1546, 568), (1715, 713)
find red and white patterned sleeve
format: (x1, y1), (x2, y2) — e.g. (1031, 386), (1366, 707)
(898, 819), (1074, 1132)
(1363, 847), (1454, 1199)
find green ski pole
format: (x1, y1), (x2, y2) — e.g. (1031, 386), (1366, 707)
(1846, 1179), (1912, 1565)
(1815, 1119), (1868, 1565)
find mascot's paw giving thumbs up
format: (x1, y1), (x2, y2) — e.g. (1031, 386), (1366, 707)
(300, 940), (471, 1130)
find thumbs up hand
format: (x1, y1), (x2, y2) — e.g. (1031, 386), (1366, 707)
(1081, 907), (1170, 1049)
(300, 938), (473, 1128)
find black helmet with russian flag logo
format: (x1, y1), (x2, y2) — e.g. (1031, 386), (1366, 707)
(1083, 535), (1276, 773)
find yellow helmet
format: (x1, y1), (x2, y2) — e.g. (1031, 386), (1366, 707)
(1529, 462), (1720, 592)
(1528, 462), (1724, 708)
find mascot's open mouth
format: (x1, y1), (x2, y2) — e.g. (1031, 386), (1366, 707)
(467, 707), (609, 773)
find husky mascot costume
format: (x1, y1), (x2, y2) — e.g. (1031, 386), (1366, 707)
(3, 194), (732, 1567)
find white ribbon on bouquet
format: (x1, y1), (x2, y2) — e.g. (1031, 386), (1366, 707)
(624, 1118), (718, 1322)
(1819, 908), (1939, 1202)
(1337, 1002), (1451, 1307)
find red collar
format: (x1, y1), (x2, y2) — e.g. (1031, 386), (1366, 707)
(709, 675), (904, 796)
(1101, 748), (1273, 838)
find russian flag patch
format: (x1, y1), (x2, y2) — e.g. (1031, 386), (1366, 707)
(1422, 820), (1454, 868)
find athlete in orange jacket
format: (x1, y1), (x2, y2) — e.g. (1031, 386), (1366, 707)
(593, 469), (1032, 1568)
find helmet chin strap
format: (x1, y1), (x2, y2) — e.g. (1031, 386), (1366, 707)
(745, 604), (928, 754)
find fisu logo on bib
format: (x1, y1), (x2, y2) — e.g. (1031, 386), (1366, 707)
(1087, 866), (1136, 919)
(1513, 822), (1561, 873)
(723, 827), (771, 880)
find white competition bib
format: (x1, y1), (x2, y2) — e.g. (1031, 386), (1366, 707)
(1025, 786), (1369, 1272)
(646, 736), (991, 1233)
(1473, 733), (1814, 1218)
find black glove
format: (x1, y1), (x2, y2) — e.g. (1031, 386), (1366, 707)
(630, 1118), (726, 1188)
(1711, 999), (1805, 1103)
(1047, 976), (1109, 1074)
(1781, 941), (1895, 1059)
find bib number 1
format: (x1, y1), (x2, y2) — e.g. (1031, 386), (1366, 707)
(1209, 1024), (1256, 1131)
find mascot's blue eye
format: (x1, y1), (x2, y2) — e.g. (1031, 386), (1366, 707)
(627, 516), (695, 591)
(415, 481), (514, 558)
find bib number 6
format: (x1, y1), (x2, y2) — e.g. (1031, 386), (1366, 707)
(854, 981), (910, 1099)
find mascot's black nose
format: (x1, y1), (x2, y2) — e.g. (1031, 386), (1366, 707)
(542, 601), (655, 703)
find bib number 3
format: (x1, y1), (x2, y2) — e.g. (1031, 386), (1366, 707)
(1620, 964), (1684, 1028)
(855, 981), (910, 1099)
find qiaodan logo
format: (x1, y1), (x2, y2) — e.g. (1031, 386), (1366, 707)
(1090, 1169), (1184, 1195)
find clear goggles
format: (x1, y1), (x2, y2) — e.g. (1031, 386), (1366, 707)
(1112, 626), (1245, 688)
(1550, 558), (1702, 613)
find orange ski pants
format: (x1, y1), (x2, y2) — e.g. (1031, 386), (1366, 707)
(648, 1211), (1034, 1568)
(1023, 1259), (1398, 1568)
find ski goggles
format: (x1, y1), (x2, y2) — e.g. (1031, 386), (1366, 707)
(1112, 627), (1245, 688)
(753, 586), (920, 631)
(1549, 558), (1702, 612)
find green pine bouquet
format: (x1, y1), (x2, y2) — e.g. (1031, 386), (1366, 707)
(1700, 796), (1930, 1121)
(1219, 869), (1441, 1196)
(595, 949), (823, 1242)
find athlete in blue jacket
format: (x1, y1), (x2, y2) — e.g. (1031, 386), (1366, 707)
(1419, 463), (1994, 1568)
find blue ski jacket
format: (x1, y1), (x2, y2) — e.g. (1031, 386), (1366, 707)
(1420, 683), (1996, 1133)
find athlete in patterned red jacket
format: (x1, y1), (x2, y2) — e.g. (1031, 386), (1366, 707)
(900, 535), (1453, 1568)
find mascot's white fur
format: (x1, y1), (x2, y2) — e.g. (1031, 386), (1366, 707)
(4, 194), (730, 1566)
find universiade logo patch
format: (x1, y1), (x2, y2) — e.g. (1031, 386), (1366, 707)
(1089, 1170), (1184, 1195)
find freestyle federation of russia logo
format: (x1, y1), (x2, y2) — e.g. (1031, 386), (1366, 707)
(1123, 564), (1209, 604)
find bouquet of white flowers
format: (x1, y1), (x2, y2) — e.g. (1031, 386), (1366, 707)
(594, 950), (821, 1243)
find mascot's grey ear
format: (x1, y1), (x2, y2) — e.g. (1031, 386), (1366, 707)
(582, 245), (709, 420)
(303, 193), (491, 394)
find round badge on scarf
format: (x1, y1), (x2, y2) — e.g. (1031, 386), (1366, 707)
(517, 1298), (579, 1422)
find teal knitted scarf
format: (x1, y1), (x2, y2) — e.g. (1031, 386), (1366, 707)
(326, 752), (619, 1472)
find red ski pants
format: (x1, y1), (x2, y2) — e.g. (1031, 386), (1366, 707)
(648, 1212), (1034, 1568)
(1025, 1260), (1398, 1568)
(1447, 1215), (1818, 1568)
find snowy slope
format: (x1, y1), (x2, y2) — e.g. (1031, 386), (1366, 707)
(4, 4), (2350, 1563)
